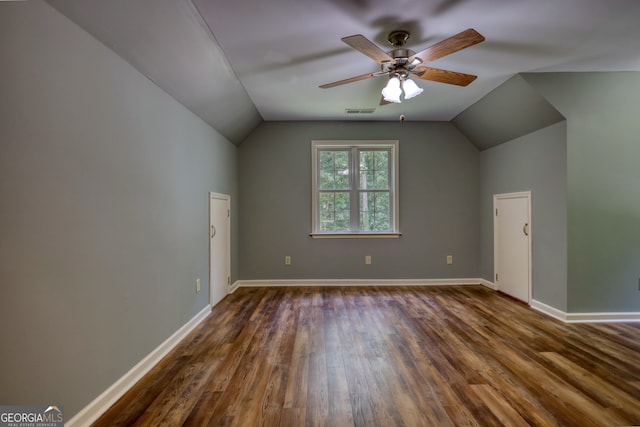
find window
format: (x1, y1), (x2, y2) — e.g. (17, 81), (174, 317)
(311, 140), (400, 237)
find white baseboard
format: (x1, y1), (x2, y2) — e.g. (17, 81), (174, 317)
(66, 304), (211, 427)
(236, 278), (493, 288)
(229, 280), (240, 294)
(531, 299), (567, 322)
(531, 299), (640, 323)
(478, 278), (498, 290)
(565, 311), (640, 323)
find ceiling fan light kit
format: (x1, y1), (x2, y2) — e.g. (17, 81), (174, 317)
(401, 78), (424, 100)
(320, 28), (485, 106)
(381, 76), (424, 103)
(382, 77), (402, 103)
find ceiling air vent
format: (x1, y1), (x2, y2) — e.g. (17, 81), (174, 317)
(345, 108), (376, 114)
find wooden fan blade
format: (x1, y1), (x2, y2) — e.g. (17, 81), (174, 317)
(380, 96), (392, 106)
(409, 28), (485, 64)
(341, 34), (395, 64)
(413, 66), (478, 86)
(319, 71), (384, 89)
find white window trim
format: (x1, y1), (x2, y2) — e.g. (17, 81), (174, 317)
(311, 140), (401, 238)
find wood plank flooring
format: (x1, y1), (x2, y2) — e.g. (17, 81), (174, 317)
(93, 286), (640, 426)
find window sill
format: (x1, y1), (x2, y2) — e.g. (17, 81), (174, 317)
(310, 232), (401, 239)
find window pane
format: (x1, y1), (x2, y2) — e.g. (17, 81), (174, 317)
(335, 211), (350, 231)
(374, 171), (388, 189)
(334, 191), (349, 208)
(319, 169), (334, 190)
(360, 150), (389, 190)
(319, 152), (334, 190)
(375, 151), (389, 189)
(375, 151), (388, 171)
(335, 171), (349, 189)
(319, 191), (350, 232)
(359, 151), (373, 171)
(335, 151), (349, 171)
(335, 193), (351, 231)
(319, 151), (334, 171)
(359, 191), (390, 231)
(320, 150), (350, 190)
(372, 191), (390, 231)
(320, 192), (334, 210)
(359, 151), (372, 191)
(335, 192), (350, 231)
(334, 151), (350, 190)
(319, 192), (334, 231)
(360, 170), (374, 189)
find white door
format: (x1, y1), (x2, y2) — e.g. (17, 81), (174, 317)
(494, 192), (531, 303)
(209, 193), (230, 307)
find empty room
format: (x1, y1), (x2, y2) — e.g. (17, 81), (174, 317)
(1, 1), (639, 426)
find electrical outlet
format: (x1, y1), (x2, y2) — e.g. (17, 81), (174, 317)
(196, 278), (201, 293)
(365, 255), (372, 265)
(447, 255), (453, 265)
(285, 256), (291, 265)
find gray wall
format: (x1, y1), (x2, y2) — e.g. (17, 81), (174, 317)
(238, 121), (480, 280)
(480, 122), (568, 310)
(522, 72), (640, 312)
(0, 1), (237, 418)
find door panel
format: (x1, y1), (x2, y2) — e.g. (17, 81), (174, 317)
(495, 193), (531, 303)
(209, 193), (230, 307)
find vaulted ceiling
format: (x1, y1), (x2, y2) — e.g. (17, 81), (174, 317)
(47, 0), (640, 145)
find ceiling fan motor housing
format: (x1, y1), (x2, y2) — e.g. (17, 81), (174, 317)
(391, 49), (413, 62)
(386, 31), (416, 70)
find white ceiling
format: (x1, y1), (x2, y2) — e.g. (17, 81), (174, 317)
(48, 0), (640, 144)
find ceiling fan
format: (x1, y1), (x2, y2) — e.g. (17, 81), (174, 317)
(319, 28), (485, 104)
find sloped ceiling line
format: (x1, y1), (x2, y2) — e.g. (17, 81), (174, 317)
(452, 74), (565, 151)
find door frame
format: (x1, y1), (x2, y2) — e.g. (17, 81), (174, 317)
(209, 192), (231, 307)
(493, 191), (532, 304)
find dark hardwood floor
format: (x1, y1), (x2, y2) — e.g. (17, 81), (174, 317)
(93, 286), (640, 426)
